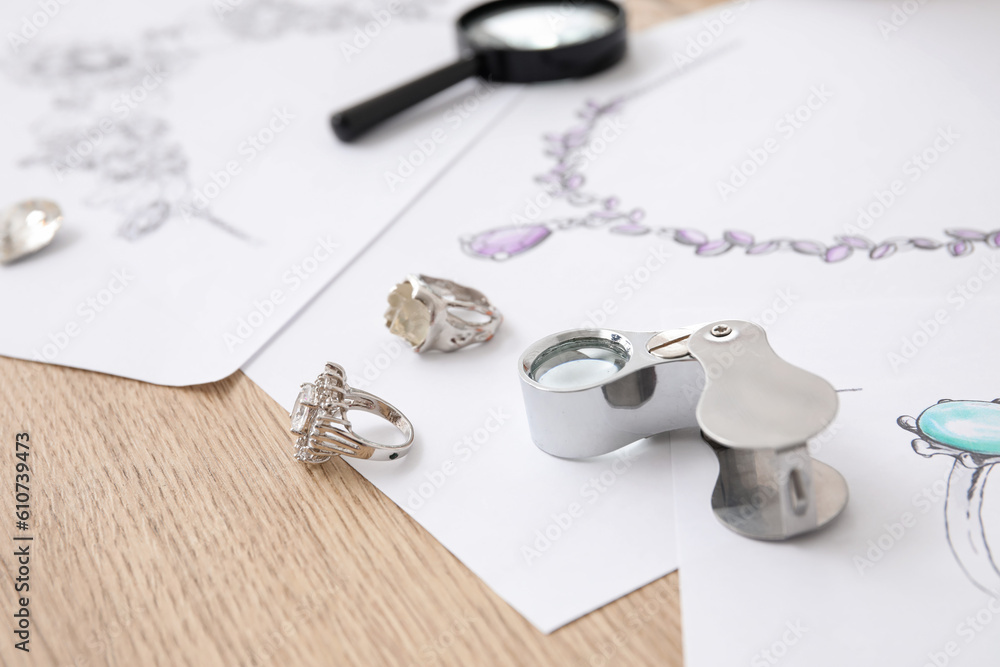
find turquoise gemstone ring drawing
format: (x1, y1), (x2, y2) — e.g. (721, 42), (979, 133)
(898, 399), (1000, 597)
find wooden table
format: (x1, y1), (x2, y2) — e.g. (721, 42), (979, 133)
(0, 1), (721, 664)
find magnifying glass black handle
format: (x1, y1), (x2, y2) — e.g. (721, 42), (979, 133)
(331, 57), (481, 143)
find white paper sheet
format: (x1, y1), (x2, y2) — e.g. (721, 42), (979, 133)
(246, 0), (1000, 635)
(643, 1), (1000, 665)
(0, 0), (518, 385)
(672, 301), (1000, 667)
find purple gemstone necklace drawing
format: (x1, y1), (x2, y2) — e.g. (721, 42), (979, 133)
(460, 96), (1000, 262)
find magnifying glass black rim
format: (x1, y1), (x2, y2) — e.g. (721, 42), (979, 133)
(457, 0), (628, 83)
(330, 0), (627, 141)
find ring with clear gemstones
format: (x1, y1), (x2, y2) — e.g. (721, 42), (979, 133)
(289, 363), (414, 463)
(384, 274), (503, 353)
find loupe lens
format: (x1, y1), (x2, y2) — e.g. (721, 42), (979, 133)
(530, 337), (630, 389)
(464, 1), (620, 51)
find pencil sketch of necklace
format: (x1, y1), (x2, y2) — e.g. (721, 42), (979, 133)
(7, 0), (441, 242)
(461, 59), (1000, 263)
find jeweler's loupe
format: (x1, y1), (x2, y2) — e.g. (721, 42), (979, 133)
(520, 322), (849, 541)
(331, 0), (627, 142)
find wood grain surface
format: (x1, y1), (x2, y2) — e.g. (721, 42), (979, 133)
(0, 1), (721, 665)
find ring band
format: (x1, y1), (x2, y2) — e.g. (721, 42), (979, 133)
(290, 363), (414, 463)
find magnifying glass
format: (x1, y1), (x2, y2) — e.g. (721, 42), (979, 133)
(518, 322), (850, 541)
(330, 0), (627, 142)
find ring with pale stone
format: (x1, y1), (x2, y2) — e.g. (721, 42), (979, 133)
(384, 274), (503, 353)
(290, 363), (413, 463)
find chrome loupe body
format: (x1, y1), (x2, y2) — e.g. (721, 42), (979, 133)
(518, 320), (849, 540)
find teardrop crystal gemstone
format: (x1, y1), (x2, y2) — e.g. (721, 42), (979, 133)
(1, 199), (62, 264)
(463, 225), (551, 260)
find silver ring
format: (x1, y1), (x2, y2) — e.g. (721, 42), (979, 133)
(290, 363), (414, 463)
(384, 274), (503, 353)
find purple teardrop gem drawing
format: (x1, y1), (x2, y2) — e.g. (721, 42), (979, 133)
(870, 243), (897, 260)
(696, 239), (732, 256)
(791, 241), (825, 256)
(724, 230), (754, 246)
(835, 235), (871, 249)
(987, 231), (1000, 248)
(747, 241), (780, 255)
(674, 229), (708, 245)
(948, 241), (973, 257)
(611, 223), (650, 235)
(463, 225), (551, 260)
(824, 244), (852, 263)
(946, 229), (986, 241)
(911, 238), (941, 250)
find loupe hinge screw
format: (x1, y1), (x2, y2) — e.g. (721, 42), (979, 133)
(646, 330), (693, 359)
(710, 324), (732, 338)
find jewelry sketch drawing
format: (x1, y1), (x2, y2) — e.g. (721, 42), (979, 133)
(461, 96), (1000, 262)
(6, 0), (440, 242)
(898, 399), (1000, 597)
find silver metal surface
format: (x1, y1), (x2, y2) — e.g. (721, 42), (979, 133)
(518, 320), (848, 540)
(645, 328), (693, 360)
(291, 362), (413, 464)
(709, 443), (848, 540)
(520, 328), (702, 458)
(687, 320), (838, 450)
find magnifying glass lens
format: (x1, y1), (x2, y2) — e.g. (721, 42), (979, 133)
(531, 338), (629, 389)
(331, 0), (626, 141)
(464, 2), (620, 51)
